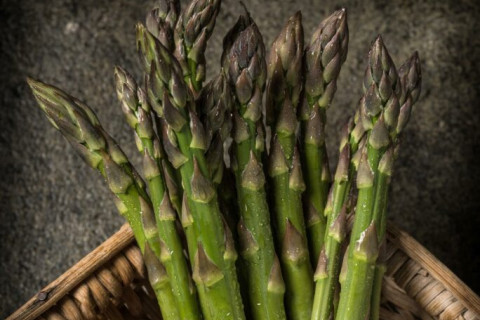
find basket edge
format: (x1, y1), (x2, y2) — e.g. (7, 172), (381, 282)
(387, 223), (480, 316)
(9, 222), (480, 319)
(7, 224), (134, 320)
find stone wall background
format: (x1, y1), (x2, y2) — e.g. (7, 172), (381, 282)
(1, 0), (479, 316)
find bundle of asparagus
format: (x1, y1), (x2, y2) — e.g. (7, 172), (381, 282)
(27, 0), (421, 319)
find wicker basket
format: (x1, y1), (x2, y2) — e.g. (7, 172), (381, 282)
(8, 223), (480, 320)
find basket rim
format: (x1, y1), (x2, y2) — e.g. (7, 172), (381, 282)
(7, 224), (134, 320)
(386, 223), (480, 316)
(8, 222), (480, 320)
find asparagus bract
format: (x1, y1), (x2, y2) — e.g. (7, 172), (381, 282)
(223, 13), (287, 320)
(115, 67), (201, 320)
(265, 12), (314, 320)
(27, 78), (180, 320)
(301, 9), (348, 264)
(174, 0), (221, 95)
(137, 24), (245, 320)
(336, 36), (401, 320)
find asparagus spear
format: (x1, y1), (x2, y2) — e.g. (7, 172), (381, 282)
(336, 36), (402, 320)
(223, 13), (287, 320)
(301, 9), (349, 264)
(369, 52), (421, 320)
(114, 66), (201, 320)
(144, 0), (180, 115)
(174, 0), (221, 95)
(27, 78), (181, 320)
(311, 119), (352, 320)
(137, 24), (245, 320)
(265, 11), (304, 127)
(265, 12), (314, 320)
(197, 74), (233, 183)
(197, 74), (240, 238)
(395, 52), (422, 140)
(310, 61), (370, 320)
(144, 243), (181, 320)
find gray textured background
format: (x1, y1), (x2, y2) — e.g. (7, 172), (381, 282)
(1, 0), (479, 317)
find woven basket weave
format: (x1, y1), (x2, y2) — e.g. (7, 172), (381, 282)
(8, 223), (480, 320)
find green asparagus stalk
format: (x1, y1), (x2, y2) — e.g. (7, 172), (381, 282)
(265, 12), (314, 320)
(174, 0), (221, 95)
(367, 148), (392, 320)
(223, 13), (287, 320)
(27, 78), (180, 320)
(217, 169), (239, 237)
(369, 52), (421, 320)
(311, 119), (353, 320)
(137, 24), (245, 320)
(300, 9), (349, 264)
(197, 74), (240, 237)
(144, 243), (181, 320)
(114, 66), (201, 320)
(336, 36), (402, 320)
(312, 96), (370, 320)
